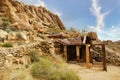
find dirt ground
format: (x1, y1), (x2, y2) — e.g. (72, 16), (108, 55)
(68, 64), (120, 80)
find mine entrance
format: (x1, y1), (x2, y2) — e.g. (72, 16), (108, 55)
(80, 45), (86, 62)
(67, 46), (76, 61)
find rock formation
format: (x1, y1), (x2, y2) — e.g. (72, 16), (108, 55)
(87, 32), (98, 40)
(0, 0), (65, 33)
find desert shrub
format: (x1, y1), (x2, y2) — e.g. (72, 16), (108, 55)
(16, 33), (22, 39)
(10, 26), (18, 31)
(47, 67), (80, 80)
(31, 58), (52, 79)
(4, 28), (11, 33)
(60, 69), (80, 80)
(1, 21), (10, 30)
(31, 57), (80, 80)
(2, 42), (13, 47)
(3, 26), (18, 33)
(1, 17), (9, 22)
(50, 27), (60, 34)
(14, 72), (27, 80)
(29, 50), (40, 62)
(2, 21), (10, 27)
(1, 17), (10, 30)
(68, 27), (79, 32)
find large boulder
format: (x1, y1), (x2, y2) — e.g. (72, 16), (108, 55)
(7, 32), (17, 40)
(87, 32), (98, 40)
(0, 30), (8, 42)
(7, 31), (28, 41)
(17, 32), (28, 41)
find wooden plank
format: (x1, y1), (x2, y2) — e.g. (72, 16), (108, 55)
(76, 46), (80, 62)
(102, 44), (107, 71)
(64, 45), (67, 61)
(86, 44), (90, 68)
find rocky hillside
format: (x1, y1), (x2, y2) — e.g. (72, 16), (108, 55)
(91, 40), (120, 66)
(0, 0), (65, 33)
(102, 40), (120, 65)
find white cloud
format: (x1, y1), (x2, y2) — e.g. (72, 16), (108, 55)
(90, 0), (110, 32)
(88, 0), (120, 41)
(54, 11), (62, 17)
(30, 0), (46, 7)
(36, 0), (46, 7)
(107, 26), (120, 36)
(99, 25), (120, 41)
(19, 0), (46, 7)
(110, 26), (120, 32)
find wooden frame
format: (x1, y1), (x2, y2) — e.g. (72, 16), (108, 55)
(86, 44), (90, 68)
(62, 43), (107, 71)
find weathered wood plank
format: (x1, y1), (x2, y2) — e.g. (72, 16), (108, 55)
(86, 44), (90, 68)
(102, 44), (107, 71)
(76, 46), (80, 62)
(64, 45), (67, 61)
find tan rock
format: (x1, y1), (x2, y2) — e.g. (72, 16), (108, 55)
(7, 32), (17, 40)
(87, 32), (98, 40)
(0, 0), (66, 32)
(0, 30), (8, 39)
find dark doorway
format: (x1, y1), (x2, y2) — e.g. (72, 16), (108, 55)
(67, 46), (76, 61)
(80, 45), (86, 62)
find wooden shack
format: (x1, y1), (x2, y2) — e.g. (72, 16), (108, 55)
(57, 35), (107, 71)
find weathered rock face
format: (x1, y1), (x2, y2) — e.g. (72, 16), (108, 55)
(91, 46), (120, 66)
(0, 0), (65, 32)
(0, 39), (56, 69)
(87, 32), (98, 40)
(0, 30), (8, 41)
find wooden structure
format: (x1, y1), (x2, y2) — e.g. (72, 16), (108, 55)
(58, 37), (107, 71)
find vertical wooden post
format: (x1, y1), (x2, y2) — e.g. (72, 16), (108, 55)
(86, 44), (90, 68)
(102, 44), (107, 71)
(76, 46), (80, 62)
(64, 45), (67, 61)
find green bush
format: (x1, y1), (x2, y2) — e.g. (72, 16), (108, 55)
(50, 27), (60, 34)
(14, 72), (27, 80)
(29, 50), (40, 62)
(61, 69), (80, 80)
(31, 58), (52, 79)
(10, 26), (18, 31)
(31, 57), (80, 80)
(1, 17), (10, 31)
(2, 42), (13, 47)
(4, 28), (11, 33)
(1, 17), (9, 22)
(2, 21), (9, 27)
(1, 21), (10, 30)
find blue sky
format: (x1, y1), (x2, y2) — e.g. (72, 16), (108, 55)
(19, 0), (120, 41)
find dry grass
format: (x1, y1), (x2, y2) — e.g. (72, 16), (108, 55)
(31, 57), (80, 80)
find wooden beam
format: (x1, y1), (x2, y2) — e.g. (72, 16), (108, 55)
(102, 44), (107, 71)
(76, 46), (80, 62)
(86, 44), (90, 68)
(64, 45), (67, 61)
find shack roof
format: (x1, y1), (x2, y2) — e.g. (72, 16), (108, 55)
(58, 38), (82, 45)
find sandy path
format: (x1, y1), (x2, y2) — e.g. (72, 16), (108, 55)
(68, 64), (120, 80)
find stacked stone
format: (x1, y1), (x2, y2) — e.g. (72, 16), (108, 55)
(106, 52), (120, 66)
(0, 40), (57, 69)
(91, 46), (120, 66)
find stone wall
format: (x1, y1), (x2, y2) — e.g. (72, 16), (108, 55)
(91, 46), (120, 66)
(106, 48), (120, 66)
(0, 40), (55, 69)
